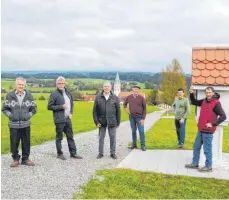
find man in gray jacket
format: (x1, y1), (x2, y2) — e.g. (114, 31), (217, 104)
(48, 76), (82, 160)
(93, 81), (121, 159)
(2, 77), (37, 167)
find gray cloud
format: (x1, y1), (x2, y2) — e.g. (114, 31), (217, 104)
(2, 0), (229, 72)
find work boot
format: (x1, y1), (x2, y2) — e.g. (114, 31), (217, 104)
(185, 163), (199, 169)
(97, 154), (104, 159)
(199, 166), (212, 172)
(70, 155), (83, 159)
(110, 154), (117, 159)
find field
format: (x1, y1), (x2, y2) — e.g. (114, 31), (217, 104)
(1, 100), (160, 154)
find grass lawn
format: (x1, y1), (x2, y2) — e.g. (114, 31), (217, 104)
(74, 169), (229, 199)
(141, 106), (229, 152)
(1, 101), (160, 154)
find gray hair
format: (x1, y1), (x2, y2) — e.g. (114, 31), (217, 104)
(56, 76), (65, 84)
(103, 81), (111, 87)
(15, 77), (26, 84)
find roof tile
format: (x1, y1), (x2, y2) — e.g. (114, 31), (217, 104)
(206, 76), (216, 84)
(202, 69), (210, 77)
(215, 63), (224, 70)
(215, 77), (225, 85)
(197, 76), (206, 84)
(198, 50), (206, 61)
(216, 50), (225, 61)
(192, 63), (197, 69)
(225, 77), (229, 85)
(206, 50), (215, 61)
(193, 50), (197, 60)
(225, 63), (229, 70)
(193, 69), (201, 76)
(225, 50), (229, 61)
(220, 69), (229, 78)
(206, 63), (215, 70)
(210, 69), (220, 78)
(196, 63), (205, 70)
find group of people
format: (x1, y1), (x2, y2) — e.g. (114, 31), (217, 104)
(2, 76), (227, 172)
(172, 86), (226, 172)
(2, 76), (146, 167)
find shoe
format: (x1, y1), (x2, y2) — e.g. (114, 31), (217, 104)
(97, 154), (103, 159)
(110, 154), (117, 159)
(177, 143), (184, 149)
(128, 146), (137, 149)
(70, 155), (83, 159)
(141, 146), (146, 151)
(21, 159), (35, 166)
(199, 166), (212, 172)
(57, 154), (66, 160)
(185, 163), (199, 169)
(10, 160), (19, 167)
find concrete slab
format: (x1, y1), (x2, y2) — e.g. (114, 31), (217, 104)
(117, 149), (229, 180)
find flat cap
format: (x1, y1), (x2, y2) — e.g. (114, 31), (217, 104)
(132, 85), (141, 89)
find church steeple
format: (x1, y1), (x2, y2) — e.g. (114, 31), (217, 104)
(114, 72), (121, 96)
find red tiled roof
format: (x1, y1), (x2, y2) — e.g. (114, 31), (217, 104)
(192, 47), (229, 86)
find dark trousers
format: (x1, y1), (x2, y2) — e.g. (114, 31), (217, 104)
(129, 116), (145, 147)
(55, 118), (77, 156)
(175, 119), (187, 144)
(10, 127), (31, 162)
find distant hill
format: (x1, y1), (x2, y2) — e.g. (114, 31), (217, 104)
(1, 71), (191, 89)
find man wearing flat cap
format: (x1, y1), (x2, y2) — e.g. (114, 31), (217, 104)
(124, 85), (146, 151)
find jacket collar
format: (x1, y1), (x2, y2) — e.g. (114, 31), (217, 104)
(57, 87), (68, 94)
(101, 91), (113, 97)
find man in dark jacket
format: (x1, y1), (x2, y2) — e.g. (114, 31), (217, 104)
(2, 77), (37, 167)
(185, 86), (226, 172)
(48, 76), (82, 160)
(93, 81), (120, 159)
(124, 85), (146, 151)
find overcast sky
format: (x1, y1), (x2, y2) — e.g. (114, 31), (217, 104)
(1, 0), (229, 73)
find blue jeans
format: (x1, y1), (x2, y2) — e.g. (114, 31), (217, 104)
(192, 131), (213, 168)
(129, 116), (145, 147)
(175, 119), (186, 144)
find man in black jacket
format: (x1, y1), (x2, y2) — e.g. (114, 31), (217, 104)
(93, 81), (121, 159)
(2, 77), (37, 167)
(48, 76), (82, 160)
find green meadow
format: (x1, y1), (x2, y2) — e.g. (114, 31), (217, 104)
(1, 100), (160, 154)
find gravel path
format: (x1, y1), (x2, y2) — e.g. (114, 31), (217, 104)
(1, 110), (164, 199)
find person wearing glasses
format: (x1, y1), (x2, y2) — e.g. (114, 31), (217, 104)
(48, 76), (83, 160)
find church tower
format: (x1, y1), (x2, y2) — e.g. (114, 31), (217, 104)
(114, 72), (121, 96)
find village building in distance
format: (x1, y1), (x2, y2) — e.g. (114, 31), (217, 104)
(83, 72), (146, 102)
